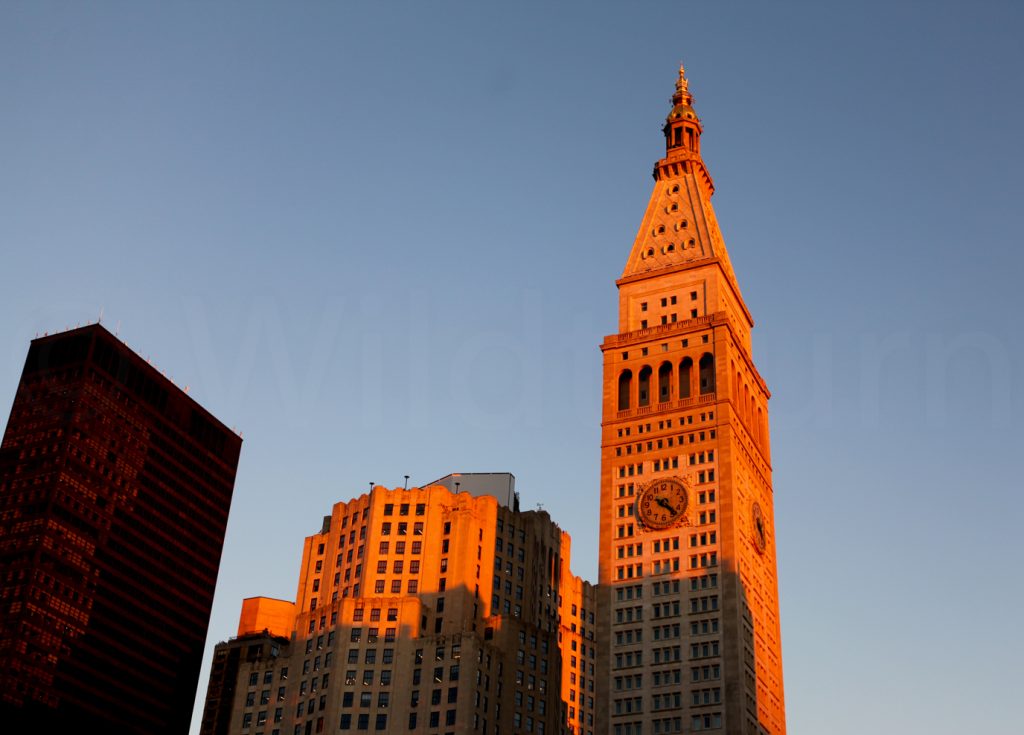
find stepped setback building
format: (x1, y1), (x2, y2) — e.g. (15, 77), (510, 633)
(596, 67), (786, 734)
(200, 476), (596, 735)
(0, 324), (242, 733)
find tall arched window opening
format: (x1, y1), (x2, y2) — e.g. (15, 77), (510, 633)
(658, 362), (672, 403)
(638, 366), (652, 407)
(679, 358), (693, 399)
(618, 370), (633, 411)
(699, 353), (715, 395)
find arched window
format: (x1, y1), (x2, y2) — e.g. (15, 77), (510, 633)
(638, 366), (652, 407)
(618, 370), (633, 411)
(679, 357), (693, 399)
(658, 362), (672, 403)
(699, 353), (715, 395)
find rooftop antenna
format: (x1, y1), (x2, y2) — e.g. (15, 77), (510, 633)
(536, 502), (544, 511)
(115, 320), (121, 337)
(98, 306), (104, 324)
(369, 481), (374, 493)
(404, 475), (410, 489)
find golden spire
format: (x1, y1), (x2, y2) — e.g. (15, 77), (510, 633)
(672, 63), (693, 108)
(676, 63), (689, 96)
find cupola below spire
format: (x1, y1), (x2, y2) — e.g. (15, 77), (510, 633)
(663, 64), (702, 156)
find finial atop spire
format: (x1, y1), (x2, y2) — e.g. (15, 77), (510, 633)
(676, 63), (689, 95)
(672, 62), (693, 108)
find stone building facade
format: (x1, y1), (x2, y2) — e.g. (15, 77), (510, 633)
(201, 477), (595, 735)
(595, 68), (786, 735)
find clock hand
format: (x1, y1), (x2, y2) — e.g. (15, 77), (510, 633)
(656, 497), (673, 511)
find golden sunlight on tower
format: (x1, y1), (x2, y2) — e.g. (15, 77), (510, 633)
(596, 66), (786, 735)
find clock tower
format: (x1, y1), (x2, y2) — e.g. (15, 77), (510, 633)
(596, 67), (786, 734)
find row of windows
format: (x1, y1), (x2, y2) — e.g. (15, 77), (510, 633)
(690, 531), (717, 547)
(381, 503), (425, 516)
(618, 412), (715, 438)
(344, 647), (395, 664)
(689, 553), (719, 569)
(690, 641), (721, 659)
(652, 601), (681, 618)
(379, 521), (423, 536)
(638, 292), (698, 311)
(338, 712), (388, 730)
(374, 559), (420, 574)
(376, 540), (423, 555)
(638, 308), (702, 328)
(691, 618), (719, 636)
(373, 579), (419, 594)
(347, 627), (396, 644)
(653, 624), (681, 641)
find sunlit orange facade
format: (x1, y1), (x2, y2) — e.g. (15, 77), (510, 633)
(201, 477), (595, 735)
(595, 68), (786, 734)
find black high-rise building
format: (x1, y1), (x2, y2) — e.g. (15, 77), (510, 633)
(0, 324), (242, 734)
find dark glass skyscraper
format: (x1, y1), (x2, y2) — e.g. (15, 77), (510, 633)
(0, 324), (242, 734)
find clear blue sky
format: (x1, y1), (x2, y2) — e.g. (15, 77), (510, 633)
(2, 2), (1022, 733)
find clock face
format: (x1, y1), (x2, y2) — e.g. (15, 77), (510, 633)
(751, 502), (768, 554)
(637, 478), (689, 530)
